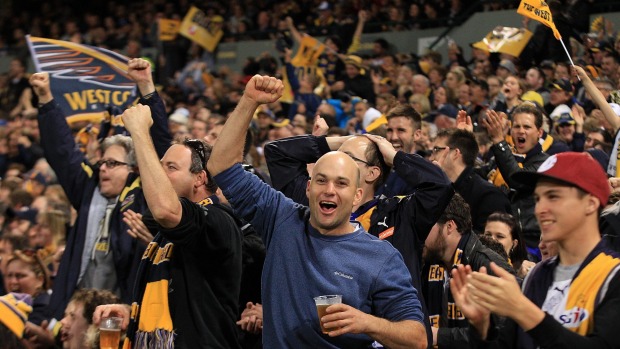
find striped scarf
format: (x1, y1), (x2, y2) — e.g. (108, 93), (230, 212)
(122, 198), (215, 349)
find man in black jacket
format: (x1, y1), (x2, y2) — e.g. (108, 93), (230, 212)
(482, 105), (549, 257)
(422, 193), (513, 349)
(431, 129), (511, 233)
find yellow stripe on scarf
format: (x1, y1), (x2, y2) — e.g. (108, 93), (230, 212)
(565, 253), (620, 335)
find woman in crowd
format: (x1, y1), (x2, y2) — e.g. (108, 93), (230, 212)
(4, 250), (51, 325)
(492, 75), (525, 115)
(482, 213), (535, 279)
(34, 209), (67, 277)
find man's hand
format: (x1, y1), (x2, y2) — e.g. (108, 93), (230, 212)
(93, 304), (131, 330)
(127, 58), (155, 95)
(121, 104), (153, 136)
(123, 209), (154, 246)
(312, 114), (329, 136)
(450, 264), (490, 337)
(468, 263), (545, 331)
(24, 321), (56, 349)
(243, 75), (284, 106)
(365, 134), (396, 167)
(321, 303), (372, 336)
(456, 110), (473, 132)
(482, 110), (507, 144)
(29, 73), (53, 104)
(236, 302), (263, 334)
(431, 146), (450, 170)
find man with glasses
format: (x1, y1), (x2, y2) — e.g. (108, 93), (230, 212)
(29, 58), (171, 322)
(265, 105), (454, 345)
(430, 128), (511, 233)
(95, 110), (242, 348)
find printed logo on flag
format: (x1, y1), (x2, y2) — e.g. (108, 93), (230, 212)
(27, 36), (137, 122)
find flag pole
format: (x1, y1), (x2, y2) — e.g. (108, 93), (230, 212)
(558, 38), (580, 81)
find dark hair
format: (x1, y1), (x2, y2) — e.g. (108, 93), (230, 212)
(385, 103), (422, 131)
(9, 189), (33, 207)
(511, 103), (544, 129)
(478, 234), (509, 261)
(177, 138), (218, 194)
(445, 129), (479, 167)
(374, 38), (389, 51)
(485, 213), (527, 269)
(437, 193), (472, 234)
(70, 288), (120, 325)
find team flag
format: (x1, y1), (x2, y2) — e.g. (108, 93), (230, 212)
(179, 6), (224, 52)
(27, 36), (137, 124)
(158, 19), (181, 42)
(471, 27), (533, 57)
(517, 0), (562, 40)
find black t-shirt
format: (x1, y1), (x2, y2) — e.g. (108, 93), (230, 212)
(145, 198), (243, 349)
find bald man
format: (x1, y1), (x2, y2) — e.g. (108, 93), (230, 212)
(208, 75), (427, 349)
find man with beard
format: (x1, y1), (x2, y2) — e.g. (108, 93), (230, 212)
(422, 193), (513, 348)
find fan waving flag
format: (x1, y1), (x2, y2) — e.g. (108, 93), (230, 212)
(517, 0), (562, 40)
(27, 36), (137, 123)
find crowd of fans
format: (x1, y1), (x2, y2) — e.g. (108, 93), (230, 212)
(1, 0), (620, 348)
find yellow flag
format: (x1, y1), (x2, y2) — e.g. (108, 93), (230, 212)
(179, 6), (224, 52)
(158, 19), (181, 41)
(471, 27), (533, 57)
(291, 36), (325, 68)
(517, 0), (561, 40)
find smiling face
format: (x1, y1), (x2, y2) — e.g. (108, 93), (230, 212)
(306, 152), (362, 235)
(387, 116), (418, 153)
(98, 145), (131, 198)
(534, 180), (593, 244)
(556, 123), (575, 143)
(60, 301), (89, 349)
(510, 112), (542, 154)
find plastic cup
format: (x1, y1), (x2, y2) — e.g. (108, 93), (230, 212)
(314, 295), (342, 334)
(99, 317), (122, 349)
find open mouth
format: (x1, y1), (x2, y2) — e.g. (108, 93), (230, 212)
(516, 137), (526, 146)
(319, 201), (337, 214)
(503, 87), (511, 94)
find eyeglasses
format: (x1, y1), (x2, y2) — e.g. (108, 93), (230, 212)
(432, 146), (447, 153)
(96, 159), (129, 168)
(347, 154), (372, 167)
(184, 138), (207, 169)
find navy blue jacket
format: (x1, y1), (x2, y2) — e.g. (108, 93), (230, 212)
(40, 92), (171, 319)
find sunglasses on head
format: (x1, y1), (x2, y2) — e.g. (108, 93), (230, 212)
(184, 139), (207, 169)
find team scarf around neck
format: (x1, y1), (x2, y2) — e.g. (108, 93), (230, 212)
(122, 197), (217, 349)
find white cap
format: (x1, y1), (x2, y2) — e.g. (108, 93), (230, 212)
(362, 108), (382, 128)
(549, 104), (571, 121)
(169, 107), (189, 125)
